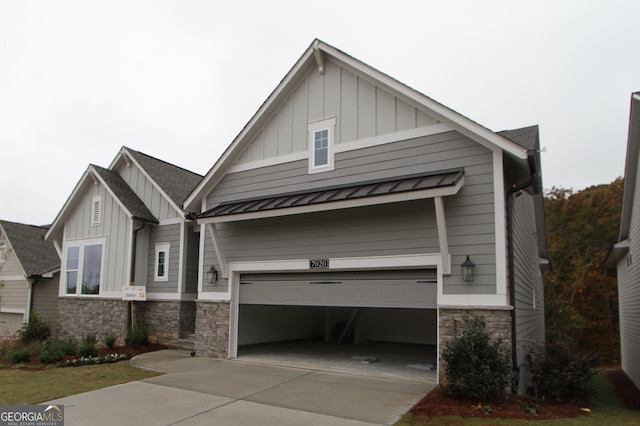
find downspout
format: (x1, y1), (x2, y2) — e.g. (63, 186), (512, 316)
(505, 149), (539, 393)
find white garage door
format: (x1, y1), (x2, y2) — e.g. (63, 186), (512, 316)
(239, 270), (436, 309)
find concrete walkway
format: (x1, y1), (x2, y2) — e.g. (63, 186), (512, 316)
(47, 350), (435, 426)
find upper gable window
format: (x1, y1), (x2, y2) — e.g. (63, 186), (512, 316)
(308, 117), (336, 174)
(91, 196), (102, 227)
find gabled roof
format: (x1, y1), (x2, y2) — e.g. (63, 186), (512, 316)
(118, 148), (203, 207)
(613, 92), (640, 252)
(184, 39), (530, 212)
(91, 166), (157, 223)
(0, 220), (59, 276)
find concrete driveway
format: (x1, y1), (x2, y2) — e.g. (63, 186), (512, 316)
(47, 350), (434, 426)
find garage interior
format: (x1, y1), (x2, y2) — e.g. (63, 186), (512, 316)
(236, 302), (438, 382)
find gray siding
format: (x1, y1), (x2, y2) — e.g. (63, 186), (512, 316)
(234, 59), (440, 165)
(203, 131), (496, 294)
(146, 224), (181, 293)
(117, 162), (181, 221)
(32, 274), (60, 325)
(64, 182), (131, 294)
(618, 145), (640, 389)
(511, 191), (545, 392)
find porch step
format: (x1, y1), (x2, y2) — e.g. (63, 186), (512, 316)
(169, 334), (196, 352)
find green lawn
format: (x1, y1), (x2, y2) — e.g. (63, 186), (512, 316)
(0, 362), (162, 405)
(395, 371), (640, 425)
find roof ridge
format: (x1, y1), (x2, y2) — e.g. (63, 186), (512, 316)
(124, 147), (203, 178)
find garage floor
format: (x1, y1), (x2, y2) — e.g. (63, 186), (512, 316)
(238, 339), (437, 383)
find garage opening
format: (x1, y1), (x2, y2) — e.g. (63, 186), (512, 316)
(236, 270), (438, 381)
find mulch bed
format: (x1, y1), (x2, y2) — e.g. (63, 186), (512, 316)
(410, 368), (640, 420)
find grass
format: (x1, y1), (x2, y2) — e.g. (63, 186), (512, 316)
(395, 370), (640, 425)
(0, 362), (162, 405)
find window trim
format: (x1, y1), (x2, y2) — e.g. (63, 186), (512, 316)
(91, 196), (102, 227)
(154, 242), (170, 282)
(308, 117), (336, 174)
(62, 237), (105, 297)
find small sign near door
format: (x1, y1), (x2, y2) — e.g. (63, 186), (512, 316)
(309, 258), (329, 269)
(122, 285), (146, 301)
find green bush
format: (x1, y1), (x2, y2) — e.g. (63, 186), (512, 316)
(125, 326), (149, 349)
(441, 314), (512, 401)
(525, 340), (600, 403)
(60, 337), (78, 355)
(18, 313), (51, 344)
(39, 339), (67, 364)
(9, 348), (31, 364)
(103, 333), (117, 349)
(0, 337), (19, 362)
(77, 335), (98, 358)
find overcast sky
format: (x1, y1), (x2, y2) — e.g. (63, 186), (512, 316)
(1, 1), (639, 226)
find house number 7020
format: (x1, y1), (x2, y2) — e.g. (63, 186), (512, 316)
(309, 259), (329, 269)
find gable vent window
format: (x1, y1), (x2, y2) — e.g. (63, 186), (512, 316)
(308, 117), (336, 174)
(0, 244), (6, 263)
(91, 196), (102, 227)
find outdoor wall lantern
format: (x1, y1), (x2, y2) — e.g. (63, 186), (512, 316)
(207, 265), (218, 284)
(461, 255), (475, 282)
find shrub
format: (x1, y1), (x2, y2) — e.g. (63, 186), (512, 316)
(9, 348), (31, 364)
(77, 334), (98, 358)
(125, 326), (149, 349)
(60, 337), (78, 355)
(18, 313), (51, 344)
(39, 339), (67, 364)
(103, 333), (117, 349)
(441, 314), (512, 401)
(525, 340), (600, 403)
(0, 337), (19, 362)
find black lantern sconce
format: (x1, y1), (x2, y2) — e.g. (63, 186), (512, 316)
(207, 265), (218, 284)
(461, 255), (475, 282)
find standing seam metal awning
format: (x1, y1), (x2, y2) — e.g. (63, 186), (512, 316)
(197, 168), (464, 221)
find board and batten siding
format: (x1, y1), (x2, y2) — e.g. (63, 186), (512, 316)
(618, 147), (640, 389)
(117, 162), (181, 221)
(146, 224), (181, 293)
(202, 131), (496, 295)
(63, 182), (131, 295)
(234, 59), (439, 165)
(511, 191), (545, 392)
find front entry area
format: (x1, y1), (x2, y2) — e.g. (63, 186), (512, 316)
(235, 270), (438, 382)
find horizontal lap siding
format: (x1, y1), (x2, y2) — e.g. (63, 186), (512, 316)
(147, 224), (181, 293)
(619, 154), (640, 388)
(32, 275), (60, 325)
(203, 131), (496, 295)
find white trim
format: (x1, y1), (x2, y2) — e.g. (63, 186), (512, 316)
(434, 197), (451, 275)
(197, 223), (206, 294)
(197, 178), (464, 225)
(438, 294), (509, 307)
(0, 307), (26, 314)
(0, 275), (27, 281)
(228, 123), (454, 174)
(206, 224), (228, 278)
(178, 222), (186, 294)
(60, 236), (106, 297)
(158, 217), (185, 226)
(91, 196), (102, 226)
(308, 117), (336, 174)
(492, 150), (508, 298)
(154, 242), (170, 282)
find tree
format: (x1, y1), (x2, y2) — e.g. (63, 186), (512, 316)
(543, 178), (623, 363)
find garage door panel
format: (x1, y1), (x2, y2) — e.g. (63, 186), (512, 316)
(240, 270), (436, 308)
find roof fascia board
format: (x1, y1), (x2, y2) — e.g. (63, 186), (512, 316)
(619, 92), (640, 241)
(184, 48), (317, 211)
(198, 176), (464, 225)
(120, 147), (185, 216)
(45, 168), (94, 241)
(89, 166), (137, 223)
(316, 41), (528, 160)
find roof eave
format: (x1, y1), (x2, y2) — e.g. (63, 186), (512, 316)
(618, 92), (640, 242)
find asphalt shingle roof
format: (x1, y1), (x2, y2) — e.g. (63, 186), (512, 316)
(0, 220), (59, 276)
(498, 126), (539, 151)
(92, 166), (158, 224)
(125, 149), (203, 206)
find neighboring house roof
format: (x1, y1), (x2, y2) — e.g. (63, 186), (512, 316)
(609, 92), (640, 263)
(0, 220), (59, 276)
(91, 166), (158, 223)
(183, 38), (530, 212)
(198, 168), (464, 223)
(123, 148), (203, 206)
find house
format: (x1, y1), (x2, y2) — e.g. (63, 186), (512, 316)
(45, 147), (202, 345)
(0, 220), (60, 335)
(183, 39), (547, 388)
(608, 91), (640, 389)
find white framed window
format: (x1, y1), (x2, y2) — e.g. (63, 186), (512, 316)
(91, 196), (102, 226)
(63, 238), (105, 296)
(308, 117), (336, 174)
(154, 242), (170, 282)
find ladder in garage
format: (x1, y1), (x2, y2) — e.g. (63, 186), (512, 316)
(338, 308), (361, 344)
